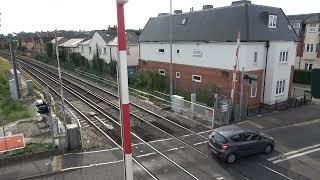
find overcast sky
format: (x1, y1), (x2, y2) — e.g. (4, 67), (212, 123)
(0, 0), (319, 34)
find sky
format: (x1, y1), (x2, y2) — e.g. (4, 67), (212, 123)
(0, 0), (319, 34)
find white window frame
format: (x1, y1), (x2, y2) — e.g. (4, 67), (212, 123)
(268, 15), (277, 28)
(279, 51), (288, 62)
(306, 44), (310, 52)
(310, 44), (314, 52)
(192, 75), (202, 83)
(293, 23), (301, 29)
(158, 69), (165, 76)
(158, 48), (165, 54)
(192, 49), (202, 57)
(308, 24), (317, 32)
(250, 82), (257, 98)
(276, 80), (286, 96)
(253, 51), (258, 64)
(176, 72), (180, 78)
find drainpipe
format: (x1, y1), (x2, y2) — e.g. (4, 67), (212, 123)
(262, 41), (270, 106)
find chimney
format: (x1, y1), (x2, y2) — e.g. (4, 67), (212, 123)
(232, 0), (252, 6)
(190, 7), (194, 12)
(202, 5), (213, 10)
(174, 10), (182, 14)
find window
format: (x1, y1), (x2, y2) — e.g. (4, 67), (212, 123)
(176, 49), (180, 54)
(192, 75), (201, 83)
(305, 63), (313, 70)
(276, 80), (286, 95)
(250, 82), (257, 98)
(306, 44), (310, 52)
(126, 47), (131, 55)
(176, 72), (180, 78)
(192, 49), (202, 57)
(316, 43), (320, 52)
(308, 24), (317, 32)
(158, 69), (165, 76)
(158, 49), (165, 53)
(181, 18), (187, 25)
(253, 52), (258, 64)
(103, 47), (107, 54)
(81, 46), (84, 53)
(293, 23), (300, 29)
(279, 51), (288, 62)
(268, 15), (277, 28)
(89, 46), (92, 54)
(306, 44), (314, 52)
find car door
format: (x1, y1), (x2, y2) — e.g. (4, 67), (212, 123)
(231, 133), (251, 157)
(244, 132), (264, 155)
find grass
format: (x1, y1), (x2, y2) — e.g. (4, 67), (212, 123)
(9, 143), (53, 157)
(0, 57), (31, 124)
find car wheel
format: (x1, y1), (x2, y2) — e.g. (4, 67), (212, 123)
(264, 144), (273, 154)
(226, 153), (236, 163)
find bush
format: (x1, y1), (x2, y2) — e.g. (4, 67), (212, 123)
(293, 70), (311, 84)
(129, 71), (165, 92)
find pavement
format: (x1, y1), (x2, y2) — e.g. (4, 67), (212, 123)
(239, 103), (320, 180)
(2, 104), (320, 179)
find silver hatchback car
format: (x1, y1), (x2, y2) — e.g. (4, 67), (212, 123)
(208, 124), (274, 163)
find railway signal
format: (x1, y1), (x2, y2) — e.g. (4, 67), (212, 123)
(115, 0), (133, 180)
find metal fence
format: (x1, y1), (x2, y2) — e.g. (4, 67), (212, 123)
(247, 89), (312, 117)
(75, 69), (216, 128)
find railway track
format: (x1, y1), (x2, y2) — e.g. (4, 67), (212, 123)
(1, 52), (259, 180)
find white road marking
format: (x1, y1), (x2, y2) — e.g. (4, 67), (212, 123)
(273, 147), (320, 164)
(268, 144), (320, 161)
(258, 163), (294, 180)
(293, 119), (320, 127)
(61, 160), (123, 172)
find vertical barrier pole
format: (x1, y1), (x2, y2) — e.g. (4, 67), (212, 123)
(115, 1), (133, 180)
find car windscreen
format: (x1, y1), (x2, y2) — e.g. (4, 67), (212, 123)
(211, 131), (228, 144)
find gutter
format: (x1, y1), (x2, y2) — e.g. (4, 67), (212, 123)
(262, 41), (270, 105)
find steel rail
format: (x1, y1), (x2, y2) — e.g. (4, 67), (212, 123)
(16, 62), (159, 180)
(18, 60), (199, 180)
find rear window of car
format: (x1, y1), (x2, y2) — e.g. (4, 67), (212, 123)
(212, 131), (228, 143)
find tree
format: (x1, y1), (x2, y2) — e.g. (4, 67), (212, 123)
(46, 43), (53, 58)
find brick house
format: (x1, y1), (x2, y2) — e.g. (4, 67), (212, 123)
(288, 13), (320, 70)
(138, 0), (298, 107)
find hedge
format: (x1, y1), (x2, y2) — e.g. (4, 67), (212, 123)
(293, 70), (311, 84)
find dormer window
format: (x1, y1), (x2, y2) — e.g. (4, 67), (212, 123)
(268, 15), (277, 28)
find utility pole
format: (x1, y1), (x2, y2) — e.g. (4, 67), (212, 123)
(45, 87), (55, 150)
(115, 1), (133, 180)
(55, 30), (66, 122)
(169, 0), (173, 96)
(9, 35), (21, 100)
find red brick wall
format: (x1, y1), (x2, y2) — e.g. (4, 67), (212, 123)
(141, 60), (263, 107)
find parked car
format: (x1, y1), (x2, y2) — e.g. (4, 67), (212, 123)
(208, 124), (274, 163)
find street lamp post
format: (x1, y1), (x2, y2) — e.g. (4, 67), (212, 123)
(169, 0), (173, 96)
(115, 1), (133, 180)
